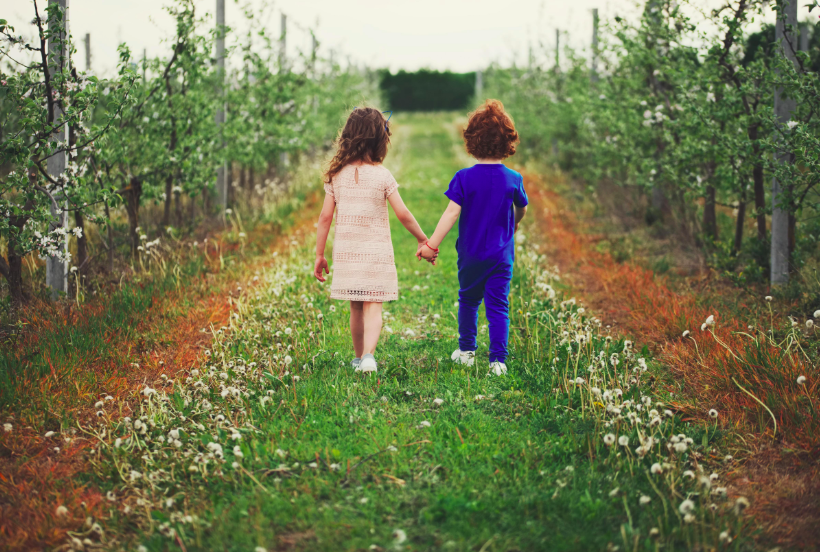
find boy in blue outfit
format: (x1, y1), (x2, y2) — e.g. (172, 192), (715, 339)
(418, 100), (528, 376)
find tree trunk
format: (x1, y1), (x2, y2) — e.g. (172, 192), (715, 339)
(174, 180), (183, 227)
(0, 245), (25, 305)
(74, 210), (88, 280)
(749, 125), (766, 240)
(733, 196), (746, 256)
(704, 185), (718, 241)
(227, 163), (234, 205)
(104, 201), (114, 273)
(123, 177), (142, 257)
(163, 173), (173, 228)
(788, 210), (796, 261)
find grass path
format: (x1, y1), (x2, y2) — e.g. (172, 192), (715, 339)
(63, 113), (749, 551)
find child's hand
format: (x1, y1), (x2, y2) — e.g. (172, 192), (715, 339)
(417, 242), (439, 265)
(314, 255), (330, 282)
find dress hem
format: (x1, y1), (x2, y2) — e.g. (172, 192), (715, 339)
(330, 293), (398, 303)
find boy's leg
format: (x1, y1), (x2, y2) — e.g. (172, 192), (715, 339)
(361, 301), (383, 355)
(458, 286), (483, 353)
(484, 264), (513, 363)
(349, 301), (364, 358)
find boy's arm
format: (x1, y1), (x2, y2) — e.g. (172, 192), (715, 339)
(514, 205), (527, 232)
(387, 190), (428, 247)
(314, 193), (336, 282)
(418, 201), (462, 264)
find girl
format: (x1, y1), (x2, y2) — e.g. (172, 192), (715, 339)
(418, 100), (528, 376)
(314, 107), (429, 374)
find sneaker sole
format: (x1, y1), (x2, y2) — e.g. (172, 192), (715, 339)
(359, 362), (377, 373)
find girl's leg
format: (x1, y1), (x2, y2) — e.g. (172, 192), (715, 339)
(350, 301), (364, 358)
(484, 265), (513, 363)
(361, 302), (383, 355)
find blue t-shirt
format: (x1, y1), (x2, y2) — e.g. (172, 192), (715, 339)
(444, 164), (528, 267)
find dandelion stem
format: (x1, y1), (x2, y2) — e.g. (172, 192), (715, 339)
(731, 377), (777, 437)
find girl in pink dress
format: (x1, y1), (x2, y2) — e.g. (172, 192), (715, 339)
(313, 107), (432, 374)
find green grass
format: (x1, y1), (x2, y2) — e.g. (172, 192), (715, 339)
(76, 113), (751, 551)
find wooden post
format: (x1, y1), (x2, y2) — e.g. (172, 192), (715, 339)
(311, 31), (318, 73)
(475, 69), (483, 103)
(46, 0), (69, 299)
(800, 21), (809, 53)
(771, 0), (797, 285)
(591, 9), (599, 84)
(142, 48), (147, 80)
(279, 13), (287, 71)
(84, 32), (90, 71)
(216, 0), (227, 210)
(279, 13), (288, 169)
(555, 29), (560, 70)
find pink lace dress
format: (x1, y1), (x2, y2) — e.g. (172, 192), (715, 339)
(324, 164), (400, 302)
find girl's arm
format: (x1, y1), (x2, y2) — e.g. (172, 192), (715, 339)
(314, 193), (336, 282)
(417, 200), (462, 265)
(387, 190), (427, 250)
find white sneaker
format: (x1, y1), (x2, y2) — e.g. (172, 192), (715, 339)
(359, 353), (377, 373)
(488, 361), (508, 376)
(451, 349), (475, 367)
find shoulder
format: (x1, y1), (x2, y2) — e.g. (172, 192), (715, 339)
(374, 164), (396, 182)
(501, 165), (523, 181)
(452, 167), (475, 180)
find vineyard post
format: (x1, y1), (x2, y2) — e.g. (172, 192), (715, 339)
(279, 13), (287, 70)
(46, 0), (69, 299)
(552, 29), (559, 158)
(83, 32), (90, 71)
(311, 31), (319, 115)
(475, 69), (483, 103)
(279, 13), (288, 169)
(216, 0), (227, 210)
(771, 0), (797, 285)
(591, 8), (599, 84)
(800, 21), (809, 52)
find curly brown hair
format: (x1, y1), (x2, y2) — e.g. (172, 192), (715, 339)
(462, 99), (519, 160)
(324, 107), (392, 184)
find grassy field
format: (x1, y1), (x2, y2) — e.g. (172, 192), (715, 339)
(62, 113), (750, 551)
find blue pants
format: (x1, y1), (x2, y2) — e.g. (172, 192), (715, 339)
(458, 260), (513, 363)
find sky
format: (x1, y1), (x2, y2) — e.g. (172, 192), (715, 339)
(0, 0), (811, 76)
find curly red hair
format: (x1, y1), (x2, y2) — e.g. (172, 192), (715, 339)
(462, 99), (519, 160)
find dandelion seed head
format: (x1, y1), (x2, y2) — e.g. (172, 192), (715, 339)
(679, 499), (695, 515)
(797, 375), (806, 385)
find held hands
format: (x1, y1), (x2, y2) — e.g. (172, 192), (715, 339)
(416, 240), (439, 265)
(314, 255), (330, 282)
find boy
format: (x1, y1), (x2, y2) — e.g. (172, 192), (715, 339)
(418, 100), (528, 376)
